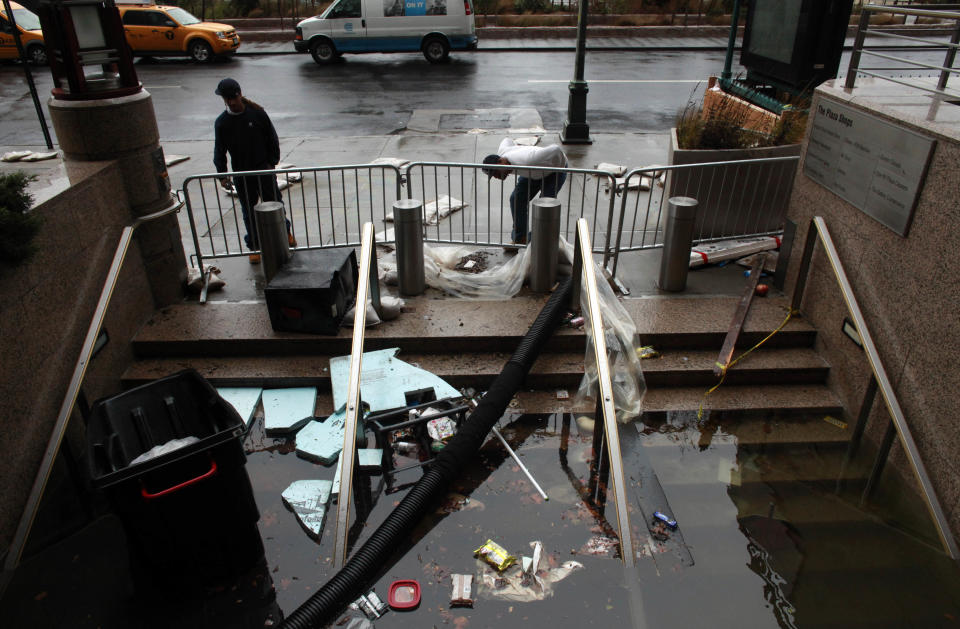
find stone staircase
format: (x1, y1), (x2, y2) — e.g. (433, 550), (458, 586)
(124, 291), (842, 419)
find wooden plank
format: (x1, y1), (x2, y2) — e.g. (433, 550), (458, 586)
(713, 254), (764, 377)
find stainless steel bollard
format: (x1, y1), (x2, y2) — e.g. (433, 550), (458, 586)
(254, 201), (290, 284)
(529, 197), (562, 292)
(658, 196), (699, 292)
(394, 198), (425, 296)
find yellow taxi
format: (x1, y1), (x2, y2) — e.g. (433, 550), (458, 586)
(0, 2), (46, 65)
(117, 3), (239, 62)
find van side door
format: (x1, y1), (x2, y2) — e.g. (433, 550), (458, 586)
(364, 0), (420, 52)
(325, 0), (366, 52)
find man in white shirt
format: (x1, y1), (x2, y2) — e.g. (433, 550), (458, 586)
(482, 138), (568, 245)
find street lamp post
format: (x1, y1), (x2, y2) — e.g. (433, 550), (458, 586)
(561, 0), (591, 144)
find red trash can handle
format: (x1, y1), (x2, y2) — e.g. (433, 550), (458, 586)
(140, 456), (218, 500)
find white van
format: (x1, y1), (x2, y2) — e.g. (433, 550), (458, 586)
(294, 0), (476, 64)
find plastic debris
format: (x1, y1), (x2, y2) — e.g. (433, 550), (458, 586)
(329, 348), (461, 416)
(297, 410), (363, 465)
(569, 316), (584, 328)
(555, 389), (569, 400)
(653, 511), (678, 529)
(427, 417), (456, 441)
(637, 346), (660, 360)
(477, 556), (584, 603)
(130, 436), (200, 465)
(450, 574), (474, 608)
(474, 539), (517, 572)
(281, 480), (333, 540)
(388, 580), (421, 610)
(358, 449), (383, 471)
(823, 415), (848, 430)
(755, 284), (770, 297)
(351, 589), (389, 620)
(262, 387), (316, 435)
(578, 535), (619, 557)
(164, 154), (190, 167)
(690, 235), (782, 268)
(216, 387), (262, 427)
(2, 150), (35, 162)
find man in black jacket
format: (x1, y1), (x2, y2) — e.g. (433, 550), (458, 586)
(213, 78), (294, 263)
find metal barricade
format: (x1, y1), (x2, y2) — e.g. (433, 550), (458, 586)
(180, 164), (402, 272)
(609, 156), (800, 278)
(402, 161), (620, 259)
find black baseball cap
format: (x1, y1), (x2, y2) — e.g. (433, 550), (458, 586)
(215, 78), (241, 98)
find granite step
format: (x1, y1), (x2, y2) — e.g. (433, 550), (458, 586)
(131, 294), (815, 358)
(121, 346), (829, 391)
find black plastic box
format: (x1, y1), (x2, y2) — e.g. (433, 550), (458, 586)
(265, 249), (359, 335)
(86, 369), (262, 589)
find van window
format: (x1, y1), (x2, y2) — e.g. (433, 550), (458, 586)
(329, 0), (361, 19)
(0, 17), (12, 34)
(382, 0), (447, 17)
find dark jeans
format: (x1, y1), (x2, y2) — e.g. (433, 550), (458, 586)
(234, 173), (288, 250)
(509, 171), (567, 242)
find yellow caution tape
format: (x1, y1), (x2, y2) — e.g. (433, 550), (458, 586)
(698, 308), (800, 420)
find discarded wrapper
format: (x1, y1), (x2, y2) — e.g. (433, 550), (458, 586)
(352, 589), (388, 620)
(653, 511), (677, 529)
(474, 539), (517, 572)
(637, 345), (660, 359)
(427, 417), (456, 441)
(450, 573), (474, 607)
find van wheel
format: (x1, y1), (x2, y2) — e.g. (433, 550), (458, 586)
(422, 37), (449, 64)
(26, 44), (47, 66)
(189, 40), (214, 63)
(310, 39), (337, 64)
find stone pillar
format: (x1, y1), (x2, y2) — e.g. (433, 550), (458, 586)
(48, 89), (186, 306)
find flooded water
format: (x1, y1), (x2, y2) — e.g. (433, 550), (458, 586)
(245, 410), (960, 628)
(5, 410), (960, 628)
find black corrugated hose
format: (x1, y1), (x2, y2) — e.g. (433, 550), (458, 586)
(280, 277), (573, 628)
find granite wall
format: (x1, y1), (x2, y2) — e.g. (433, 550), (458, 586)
(0, 161), (156, 555)
(783, 85), (960, 543)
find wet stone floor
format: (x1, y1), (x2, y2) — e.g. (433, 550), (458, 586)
(4, 411), (960, 628)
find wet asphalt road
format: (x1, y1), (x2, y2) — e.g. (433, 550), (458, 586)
(0, 45), (946, 146)
(1, 49), (736, 145)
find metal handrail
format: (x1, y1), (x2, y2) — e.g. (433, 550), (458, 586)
(846, 4), (960, 96)
(2, 199), (185, 578)
(570, 217), (635, 566)
(792, 216), (959, 559)
(333, 221), (380, 568)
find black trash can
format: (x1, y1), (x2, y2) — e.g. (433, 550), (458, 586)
(87, 369), (262, 590)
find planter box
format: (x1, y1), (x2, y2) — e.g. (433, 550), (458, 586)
(667, 128), (801, 240)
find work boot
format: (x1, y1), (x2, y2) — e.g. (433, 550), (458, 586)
(288, 232), (297, 247)
(249, 253), (261, 264)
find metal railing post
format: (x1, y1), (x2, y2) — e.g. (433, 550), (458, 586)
(938, 20), (960, 91)
(846, 9), (872, 89)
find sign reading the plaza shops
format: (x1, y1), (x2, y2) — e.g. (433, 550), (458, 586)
(803, 98), (935, 237)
